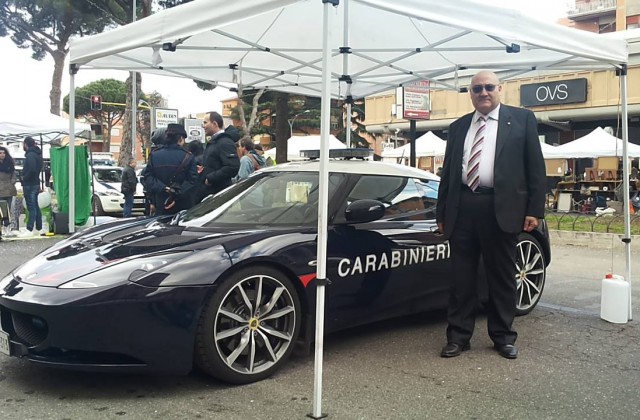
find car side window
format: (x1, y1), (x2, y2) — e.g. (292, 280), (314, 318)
(347, 175), (439, 220)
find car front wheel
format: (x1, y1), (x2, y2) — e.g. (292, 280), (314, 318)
(515, 233), (546, 316)
(195, 266), (301, 384)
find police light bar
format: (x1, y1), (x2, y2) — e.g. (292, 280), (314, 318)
(300, 148), (373, 160)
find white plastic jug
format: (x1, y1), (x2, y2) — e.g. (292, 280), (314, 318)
(600, 274), (630, 324)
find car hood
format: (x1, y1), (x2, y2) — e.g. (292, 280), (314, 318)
(11, 218), (277, 288)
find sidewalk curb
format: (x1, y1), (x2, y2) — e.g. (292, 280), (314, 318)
(550, 230), (640, 250)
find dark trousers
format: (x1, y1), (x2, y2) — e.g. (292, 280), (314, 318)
(123, 193), (134, 217)
(0, 196), (12, 226)
(23, 184), (42, 232)
(446, 186), (518, 346)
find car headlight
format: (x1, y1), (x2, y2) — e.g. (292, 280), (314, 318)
(58, 253), (189, 289)
(96, 190), (122, 197)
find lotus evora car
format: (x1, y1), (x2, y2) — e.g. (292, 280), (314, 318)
(0, 154), (550, 384)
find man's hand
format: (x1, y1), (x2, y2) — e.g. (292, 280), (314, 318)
(204, 178), (210, 186)
(437, 222), (444, 234)
(523, 216), (538, 232)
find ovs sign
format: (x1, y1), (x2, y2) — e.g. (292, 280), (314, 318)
(520, 78), (587, 107)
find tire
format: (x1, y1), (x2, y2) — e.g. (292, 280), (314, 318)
(194, 266), (301, 384)
(92, 196), (105, 216)
(515, 232), (546, 316)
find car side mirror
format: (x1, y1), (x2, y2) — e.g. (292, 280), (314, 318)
(345, 199), (385, 224)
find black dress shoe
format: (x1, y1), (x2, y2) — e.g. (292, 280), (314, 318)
(494, 344), (518, 359)
(440, 342), (470, 358)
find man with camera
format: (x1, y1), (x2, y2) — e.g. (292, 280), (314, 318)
(141, 124), (197, 215)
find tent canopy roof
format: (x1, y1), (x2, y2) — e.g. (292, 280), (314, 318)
(543, 127), (640, 159)
(70, 0), (628, 100)
(266, 135), (346, 161)
(0, 113), (92, 142)
(382, 131), (445, 158)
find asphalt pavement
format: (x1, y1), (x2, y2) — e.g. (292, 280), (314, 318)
(0, 233), (638, 419)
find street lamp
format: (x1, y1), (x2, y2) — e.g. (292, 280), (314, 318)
(288, 110), (310, 137)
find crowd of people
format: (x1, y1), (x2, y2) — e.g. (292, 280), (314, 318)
(138, 111), (270, 216)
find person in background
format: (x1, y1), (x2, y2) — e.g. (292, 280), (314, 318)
(142, 124), (197, 215)
(255, 144), (275, 166)
(142, 127), (167, 215)
(436, 70), (545, 360)
(186, 140), (205, 206)
(121, 158), (138, 217)
(234, 137), (266, 181)
(200, 111), (240, 200)
(19, 137), (43, 237)
(187, 141), (204, 168)
(0, 146), (17, 238)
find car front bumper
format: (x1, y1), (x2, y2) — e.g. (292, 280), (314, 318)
(0, 276), (210, 374)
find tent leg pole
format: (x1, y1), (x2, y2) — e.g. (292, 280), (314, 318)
(308, 1), (335, 419)
(68, 69), (76, 234)
(620, 70), (632, 320)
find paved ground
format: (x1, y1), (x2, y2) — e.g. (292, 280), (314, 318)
(0, 233), (638, 419)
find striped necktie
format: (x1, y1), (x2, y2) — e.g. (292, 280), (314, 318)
(467, 116), (486, 191)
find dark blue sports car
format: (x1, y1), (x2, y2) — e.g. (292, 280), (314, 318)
(0, 157), (550, 384)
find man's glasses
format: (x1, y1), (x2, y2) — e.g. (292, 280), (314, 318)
(470, 84), (497, 94)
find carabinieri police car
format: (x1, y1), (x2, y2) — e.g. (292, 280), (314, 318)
(0, 150), (550, 384)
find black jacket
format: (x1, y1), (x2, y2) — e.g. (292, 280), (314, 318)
(142, 144), (197, 215)
(202, 126), (241, 194)
(22, 146), (43, 187)
(436, 104), (546, 235)
(121, 165), (138, 195)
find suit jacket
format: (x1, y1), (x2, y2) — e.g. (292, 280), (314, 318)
(436, 104), (546, 236)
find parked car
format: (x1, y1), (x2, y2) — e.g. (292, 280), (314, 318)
(0, 153), (550, 384)
(92, 166), (145, 216)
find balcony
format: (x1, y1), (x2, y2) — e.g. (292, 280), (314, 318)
(568, 0), (617, 19)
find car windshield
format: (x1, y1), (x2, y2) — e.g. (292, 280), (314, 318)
(180, 171), (346, 227)
(94, 168), (122, 183)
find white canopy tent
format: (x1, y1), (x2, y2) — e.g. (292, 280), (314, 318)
(265, 135), (346, 161)
(539, 141), (561, 159)
(542, 127), (640, 159)
(0, 112), (91, 143)
(67, 0), (630, 416)
(382, 131), (445, 159)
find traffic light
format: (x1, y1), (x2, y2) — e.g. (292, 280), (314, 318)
(90, 95), (102, 111)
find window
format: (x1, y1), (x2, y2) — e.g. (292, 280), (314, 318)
(348, 175), (439, 220)
(180, 172), (346, 227)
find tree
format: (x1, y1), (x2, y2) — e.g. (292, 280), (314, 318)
(63, 78), (128, 152)
(275, 93), (290, 163)
(138, 91), (165, 161)
(0, 0), (114, 115)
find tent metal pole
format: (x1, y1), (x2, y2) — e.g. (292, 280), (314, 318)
(620, 69), (632, 320)
(342, 0), (351, 149)
(309, 1), (334, 419)
(132, 0), (137, 160)
(68, 70), (76, 234)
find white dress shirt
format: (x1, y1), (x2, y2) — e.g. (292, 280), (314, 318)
(462, 105), (500, 188)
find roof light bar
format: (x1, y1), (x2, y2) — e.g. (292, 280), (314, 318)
(300, 148), (373, 160)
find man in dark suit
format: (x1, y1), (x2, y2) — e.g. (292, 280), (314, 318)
(436, 71), (546, 359)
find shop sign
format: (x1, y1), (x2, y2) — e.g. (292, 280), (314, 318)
(520, 78), (587, 107)
(184, 118), (205, 143)
(403, 81), (430, 120)
(152, 108), (179, 129)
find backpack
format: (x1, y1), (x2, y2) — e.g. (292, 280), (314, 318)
(246, 153), (265, 172)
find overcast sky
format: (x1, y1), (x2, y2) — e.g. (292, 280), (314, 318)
(0, 0), (572, 119)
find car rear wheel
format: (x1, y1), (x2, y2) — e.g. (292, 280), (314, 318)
(515, 232), (546, 316)
(195, 266), (301, 384)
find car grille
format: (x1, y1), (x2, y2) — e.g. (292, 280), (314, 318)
(4, 309), (48, 346)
